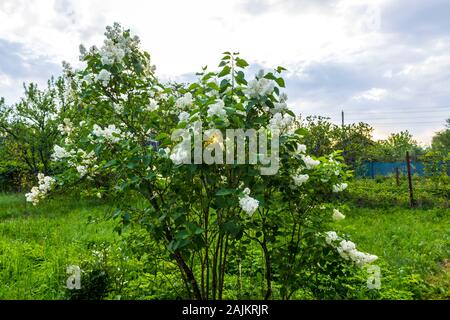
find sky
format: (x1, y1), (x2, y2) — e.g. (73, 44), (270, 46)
(0, 0), (449, 145)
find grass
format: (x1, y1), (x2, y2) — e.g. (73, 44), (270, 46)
(0, 186), (448, 299)
(332, 206), (449, 299)
(0, 193), (117, 299)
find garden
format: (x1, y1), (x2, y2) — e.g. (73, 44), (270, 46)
(0, 24), (448, 300)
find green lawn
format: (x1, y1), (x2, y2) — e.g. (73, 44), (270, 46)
(0, 192), (448, 299)
(333, 206), (450, 299)
(0, 194), (117, 299)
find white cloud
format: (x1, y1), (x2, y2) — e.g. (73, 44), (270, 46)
(353, 88), (388, 101)
(0, 0), (449, 144)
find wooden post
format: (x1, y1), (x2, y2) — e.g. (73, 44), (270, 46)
(395, 167), (400, 186)
(406, 152), (415, 208)
(341, 110), (345, 129)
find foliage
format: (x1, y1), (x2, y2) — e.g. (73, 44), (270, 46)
(22, 23), (379, 300)
(0, 78), (78, 188)
(1, 192), (447, 300)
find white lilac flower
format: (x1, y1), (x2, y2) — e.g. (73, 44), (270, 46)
(279, 93), (288, 102)
(301, 155), (320, 169)
(76, 165), (88, 177)
(178, 111), (190, 123)
(175, 93), (193, 110)
(96, 69), (111, 86)
(297, 144), (307, 154)
(82, 74), (94, 85)
(332, 183), (348, 193)
(58, 118), (74, 136)
(337, 240), (356, 260)
(25, 187), (40, 205)
(332, 209), (346, 221)
(25, 174), (55, 206)
(243, 188), (251, 196)
(244, 78), (275, 98)
(325, 231), (339, 245)
(52, 145), (70, 161)
(146, 99), (159, 112)
(98, 24), (137, 66)
(207, 100), (227, 119)
(268, 112), (294, 133)
(113, 103), (124, 114)
(273, 102), (288, 113)
(92, 124), (122, 143)
(239, 195), (259, 217)
(292, 173), (309, 187)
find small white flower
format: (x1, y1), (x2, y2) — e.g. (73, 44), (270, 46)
(52, 145), (70, 161)
(268, 112), (294, 133)
(244, 78), (275, 98)
(178, 111), (190, 123)
(292, 173), (309, 187)
(76, 165), (88, 177)
(175, 93), (193, 110)
(146, 99), (159, 112)
(239, 195), (259, 217)
(325, 231), (339, 245)
(332, 183), (348, 193)
(301, 155), (320, 169)
(332, 209), (346, 221)
(207, 100), (227, 119)
(96, 69), (111, 86)
(297, 144), (307, 154)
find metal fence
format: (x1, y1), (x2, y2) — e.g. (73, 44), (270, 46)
(356, 162), (426, 178)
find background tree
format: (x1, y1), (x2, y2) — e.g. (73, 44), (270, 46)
(0, 77), (76, 184)
(431, 118), (450, 155)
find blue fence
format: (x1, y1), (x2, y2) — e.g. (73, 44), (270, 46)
(356, 162), (426, 178)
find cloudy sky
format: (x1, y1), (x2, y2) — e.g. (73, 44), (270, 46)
(0, 0), (449, 145)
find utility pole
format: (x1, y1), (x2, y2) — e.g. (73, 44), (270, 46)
(341, 110), (345, 129)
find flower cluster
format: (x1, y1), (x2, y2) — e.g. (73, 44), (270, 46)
(25, 174), (55, 205)
(175, 93), (193, 110)
(332, 209), (345, 221)
(268, 112), (294, 133)
(146, 99), (159, 112)
(292, 173), (309, 187)
(178, 111), (190, 124)
(301, 155), (320, 169)
(52, 145), (71, 161)
(99, 22), (139, 66)
(207, 99), (227, 121)
(325, 231), (378, 267)
(244, 78), (275, 98)
(92, 124), (122, 143)
(239, 188), (259, 217)
(58, 118), (74, 136)
(97, 69), (112, 87)
(332, 183), (348, 193)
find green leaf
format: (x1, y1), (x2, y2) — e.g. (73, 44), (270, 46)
(175, 230), (190, 240)
(236, 58), (249, 68)
(216, 188), (236, 196)
(218, 66), (231, 78)
(103, 159), (117, 168)
(275, 77), (285, 88)
(276, 66), (287, 73)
